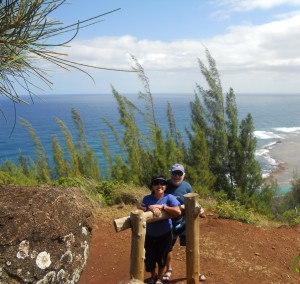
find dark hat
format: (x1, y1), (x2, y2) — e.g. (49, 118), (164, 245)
(151, 174), (167, 185)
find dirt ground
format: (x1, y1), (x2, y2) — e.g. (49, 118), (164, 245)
(78, 207), (300, 284)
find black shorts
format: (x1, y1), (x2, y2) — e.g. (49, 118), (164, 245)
(144, 230), (173, 272)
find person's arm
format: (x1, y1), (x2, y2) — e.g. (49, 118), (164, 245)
(164, 195), (182, 217)
(137, 197), (148, 212)
(162, 204), (181, 217)
(148, 203), (181, 217)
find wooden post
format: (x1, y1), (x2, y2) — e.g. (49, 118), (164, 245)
(184, 193), (200, 284)
(129, 209), (146, 281)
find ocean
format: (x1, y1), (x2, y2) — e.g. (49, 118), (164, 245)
(0, 93), (300, 192)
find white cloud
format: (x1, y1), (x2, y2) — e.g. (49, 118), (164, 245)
(45, 11), (300, 94)
(215, 0), (300, 12)
(209, 14), (300, 69)
(210, 0), (300, 21)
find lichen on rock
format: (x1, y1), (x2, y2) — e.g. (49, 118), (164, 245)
(36, 252), (51, 269)
(0, 185), (94, 284)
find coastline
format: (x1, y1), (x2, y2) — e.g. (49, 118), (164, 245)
(266, 133), (300, 190)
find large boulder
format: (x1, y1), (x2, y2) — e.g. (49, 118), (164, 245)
(0, 185), (94, 283)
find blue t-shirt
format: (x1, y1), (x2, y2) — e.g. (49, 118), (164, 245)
(165, 180), (192, 205)
(142, 194), (180, 237)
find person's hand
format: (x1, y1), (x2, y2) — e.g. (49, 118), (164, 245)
(200, 207), (205, 218)
(148, 204), (163, 217)
(137, 203), (147, 212)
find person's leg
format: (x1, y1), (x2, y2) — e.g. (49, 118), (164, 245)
(165, 231), (177, 271)
(165, 250), (172, 271)
(157, 231), (173, 281)
(145, 235), (157, 281)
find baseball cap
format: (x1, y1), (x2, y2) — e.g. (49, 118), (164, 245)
(170, 163), (185, 174)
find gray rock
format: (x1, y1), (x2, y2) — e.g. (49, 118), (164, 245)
(0, 185), (94, 283)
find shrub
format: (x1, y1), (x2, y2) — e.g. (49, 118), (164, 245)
(277, 208), (300, 225)
(96, 181), (149, 205)
(216, 199), (256, 224)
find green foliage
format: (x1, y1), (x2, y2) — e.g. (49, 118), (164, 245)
(52, 134), (69, 178)
(54, 178), (149, 206)
(272, 173), (300, 218)
(54, 176), (85, 187)
(108, 87), (150, 184)
(167, 101), (186, 154)
(290, 172), (300, 206)
(277, 209), (300, 225)
(216, 199), (257, 224)
(99, 131), (113, 180)
(192, 183), (213, 199)
(196, 51), (230, 193)
(71, 108), (101, 180)
(53, 110), (101, 181)
(189, 49), (262, 200)
(20, 118), (51, 183)
(241, 184), (278, 217)
(235, 114), (263, 196)
(186, 123), (215, 191)
(0, 160), (38, 185)
(96, 180), (148, 205)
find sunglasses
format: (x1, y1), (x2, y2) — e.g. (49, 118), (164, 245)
(172, 171), (183, 176)
(153, 180), (167, 186)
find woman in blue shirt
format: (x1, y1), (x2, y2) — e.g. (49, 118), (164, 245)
(142, 174), (181, 284)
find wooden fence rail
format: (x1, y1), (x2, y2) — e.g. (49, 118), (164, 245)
(113, 193), (201, 284)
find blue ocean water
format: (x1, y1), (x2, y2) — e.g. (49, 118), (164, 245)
(0, 93), (300, 191)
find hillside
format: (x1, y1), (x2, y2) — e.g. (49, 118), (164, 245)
(79, 206), (300, 284)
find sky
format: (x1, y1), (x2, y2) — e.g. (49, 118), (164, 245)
(33, 0), (300, 95)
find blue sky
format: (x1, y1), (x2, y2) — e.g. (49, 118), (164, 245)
(37, 0), (300, 95)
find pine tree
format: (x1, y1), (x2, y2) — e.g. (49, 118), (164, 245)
(99, 132), (113, 180)
(236, 113), (262, 198)
(20, 118), (50, 183)
(132, 55), (169, 178)
(225, 88), (239, 199)
(165, 101), (186, 164)
(186, 123), (215, 192)
(190, 49), (263, 198)
(51, 134), (70, 178)
(55, 117), (80, 177)
(195, 50), (230, 192)
(110, 87), (149, 184)
(71, 108), (101, 181)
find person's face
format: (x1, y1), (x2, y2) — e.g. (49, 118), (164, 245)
(152, 180), (167, 194)
(170, 170), (185, 186)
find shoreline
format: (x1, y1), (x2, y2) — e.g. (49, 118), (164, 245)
(265, 133), (300, 190)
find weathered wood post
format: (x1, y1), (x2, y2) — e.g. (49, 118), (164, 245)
(184, 193), (201, 284)
(129, 209), (146, 281)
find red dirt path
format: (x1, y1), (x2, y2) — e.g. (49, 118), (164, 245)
(79, 208), (300, 284)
